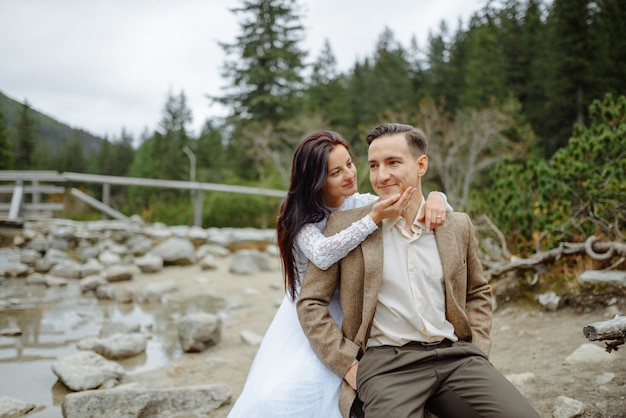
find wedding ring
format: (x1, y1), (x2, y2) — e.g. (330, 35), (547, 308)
(436, 216), (442, 219)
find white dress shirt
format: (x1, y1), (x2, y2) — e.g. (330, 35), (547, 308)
(368, 197), (458, 347)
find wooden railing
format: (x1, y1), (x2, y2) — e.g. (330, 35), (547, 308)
(0, 170), (287, 226)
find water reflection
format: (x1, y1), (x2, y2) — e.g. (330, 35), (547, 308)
(0, 275), (225, 416)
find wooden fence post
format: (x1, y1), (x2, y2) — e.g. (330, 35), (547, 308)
(8, 179), (24, 220)
(102, 183), (111, 220)
(193, 190), (203, 227)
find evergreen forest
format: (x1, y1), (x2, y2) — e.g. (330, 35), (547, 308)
(0, 0), (624, 260)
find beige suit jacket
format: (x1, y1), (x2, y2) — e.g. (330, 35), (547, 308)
(297, 205), (493, 418)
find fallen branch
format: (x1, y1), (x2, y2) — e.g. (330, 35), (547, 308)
(483, 236), (626, 279)
(583, 316), (626, 353)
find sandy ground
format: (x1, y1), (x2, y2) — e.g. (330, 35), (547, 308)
(119, 255), (626, 418)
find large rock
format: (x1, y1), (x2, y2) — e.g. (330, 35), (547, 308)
(49, 260), (82, 279)
(150, 237), (196, 265)
(99, 322), (141, 337)
(143, 222), (173, 241)
(197, 243), (231, 258)
(78, 258), (104, 278)
(77, 333), (148, 359)
(62, 384), (231, 418)
(134, 253), (163, 273)
(98, 250), (122, 266)
(136, 281), (177, 303)
(27, 236), (49, 253)
(188, 225), (209, 245)
(229, 249), (274, 275)
(552, 395), (586, 418)
(3, 262), (29, 277)
(52, 351), (125, 391)
(565, 343), (617, 364)
(19, 248), (41, 265)
(95, 285), (134, 303)
(44, 248), (72, 264)
(178, 312), (221, 352)
(126, 235), (153, 256)
(80, 274), (108, 293)
(0, 395), (38, 417)
(102, 265), (135, 282)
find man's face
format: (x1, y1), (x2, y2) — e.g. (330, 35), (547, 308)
(368, 132), (428, 199)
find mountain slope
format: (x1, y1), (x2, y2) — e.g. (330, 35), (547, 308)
(0, 90), (103, 154)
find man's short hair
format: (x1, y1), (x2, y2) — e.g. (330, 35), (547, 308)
(366, 123), (428, 157)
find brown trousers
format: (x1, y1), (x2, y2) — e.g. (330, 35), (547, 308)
(355, 340), (540, 418)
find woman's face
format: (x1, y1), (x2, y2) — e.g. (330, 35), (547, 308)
(322, 144), (357, 208)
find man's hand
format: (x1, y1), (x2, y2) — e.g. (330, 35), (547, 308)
(369, 187), (415, 224)
(420, 191), (446, 230)
(344, 362), (359, 390)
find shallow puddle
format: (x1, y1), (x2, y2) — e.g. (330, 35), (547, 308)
(0, 269), (224, 417)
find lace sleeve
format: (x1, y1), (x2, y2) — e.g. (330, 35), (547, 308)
(295, 216), (378, 271)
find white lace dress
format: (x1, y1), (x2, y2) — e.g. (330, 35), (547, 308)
(228, 193), (379, 418)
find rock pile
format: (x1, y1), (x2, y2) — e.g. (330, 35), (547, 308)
(0, 217), (278, 417)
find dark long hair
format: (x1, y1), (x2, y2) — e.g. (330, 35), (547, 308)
(277, 131), (351, 301)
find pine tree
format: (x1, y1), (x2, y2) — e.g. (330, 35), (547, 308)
(371, 28), (415, 113)
(14, 101), (36, 169)
(542, 0), (597, 155)
(109, 129), (134, 177)
(458, 11), (508, 108)
(307, 40), (338, 115)
(346, 58), (378, 150)
(306, 40), (351, 129)
(96, 129), (135, 176)
(593, 0), (626, 98)
(520, 0), (550, 139)
(196, 119), (227, 182)
(422, 21), (459, 111)
(0, 110), (12, 169)
(130, 91), (192, 181)
(215, 0), (307, 126)
(56, 132), (86, 173)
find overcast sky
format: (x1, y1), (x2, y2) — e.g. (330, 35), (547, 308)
(0, 0), (484, 141)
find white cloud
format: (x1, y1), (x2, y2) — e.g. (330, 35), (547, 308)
(0, 0), (482, 140)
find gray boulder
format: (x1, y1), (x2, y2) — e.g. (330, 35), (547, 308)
(62, 384), (231, 418)
(98, 250), (122, 266)
(3, 262), (29, 277)
(178, 312), (221, 352)
(150, 237), (196, 265)
(134, 253), (163, 273)
(19, 248), (41, 265)
(126, 235), (153, 256)
(79, 258), (104, 277)
(80, 274), (108, 293)
(49, 260), (82, 279)
(77, 333), (148, 359)
(552, 395), (586, 418)
(102, 265), (135, 282)
(136, 281), (177, 303)
(52, 351), (125, 391)
(99, 322), (141, 337)
(0, 395), (38, 417)
(229, 249), (274, 275)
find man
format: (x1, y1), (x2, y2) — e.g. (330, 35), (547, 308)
(297, 123), (539, 418)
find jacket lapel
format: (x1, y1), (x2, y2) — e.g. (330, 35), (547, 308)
(434, 222), (456, 288)
(361, 227), (383, 327)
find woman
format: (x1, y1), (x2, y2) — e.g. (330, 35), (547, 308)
(228, 131), (451, 417)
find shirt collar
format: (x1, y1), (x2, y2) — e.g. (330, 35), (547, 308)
(382, 195), (426, 232)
